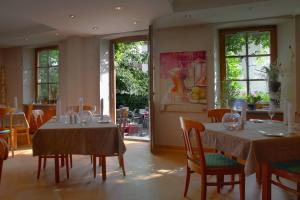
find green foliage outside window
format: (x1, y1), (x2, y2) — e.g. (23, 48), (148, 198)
(114, 41), (149, 110)
(36, 48), (59, 103)
(222, 29), (272, 107)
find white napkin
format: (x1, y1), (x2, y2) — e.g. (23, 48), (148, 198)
(14, 97), (18, 111)
(56, 97), (61, 121)
(287, 101), (295, 133)
(79, 97), (83, 114)
(100, 98), (104, 119)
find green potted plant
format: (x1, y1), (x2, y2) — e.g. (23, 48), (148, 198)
(246, 94), (262, 110)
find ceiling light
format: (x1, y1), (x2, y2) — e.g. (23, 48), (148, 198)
(69, 14), (76, 19)
(115, 6), (122, 10)
(133, 21), (137, 25)
(92, 26), (98, 30)
(55, 33), (59, 36)
(24, 38), (29, 41)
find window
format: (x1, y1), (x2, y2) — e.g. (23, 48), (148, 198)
(35, 47), (59, 103)
(219, 26), (277, 102)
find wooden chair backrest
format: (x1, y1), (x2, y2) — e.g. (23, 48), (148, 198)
(0, 107), (15, 130)
(208, 108), (231, 122)
(179, 117), (206, 172)
(117, 108), (128, 137)
(23, 104), (33, 124)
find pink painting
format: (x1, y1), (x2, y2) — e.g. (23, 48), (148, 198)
(160, 51), (208, 112)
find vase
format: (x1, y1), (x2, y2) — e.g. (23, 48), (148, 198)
(269, 81), (281, 108)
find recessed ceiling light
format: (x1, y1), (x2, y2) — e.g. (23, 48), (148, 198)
(92, 26), (98, 30)
(24, 38), (29, 41)
(115, 6), (122, 11)
(69, 14), (76, 19)
(133, 21), (137, 25)
(55, 33), (59, 36)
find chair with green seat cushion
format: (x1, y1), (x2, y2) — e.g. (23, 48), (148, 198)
(205, 153), (241, 168)
(271, 160), (300, 200)
(179, 117), (245, 200)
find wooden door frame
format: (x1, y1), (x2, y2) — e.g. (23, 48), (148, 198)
(109, 35), (154, 149)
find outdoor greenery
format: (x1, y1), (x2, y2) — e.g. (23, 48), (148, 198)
(223, 30), (271, 106)
(115, 41), (149, 110)
(37, 48), (59, 103)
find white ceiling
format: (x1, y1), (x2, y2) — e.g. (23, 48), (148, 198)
(0, 0), (299, 47)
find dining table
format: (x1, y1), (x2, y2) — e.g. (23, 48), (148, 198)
(32, 115), (126, 183)
(202, 120), (300, 200)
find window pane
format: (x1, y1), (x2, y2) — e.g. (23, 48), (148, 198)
(249, 81), (268, 95)
(226, 57), (247, 80)
(225, 32), (246, 56)
(248, 56), (270, 79)
(248, 31), (270, 55)
(235, 81), (247, 98)
(49, 50), (59, 66)
(49, 84), (58, 101)
(37, 68), (48, 83)
(38, 50), (49, 68)
(37, 84), (48, 100)
(49, 67), (58, 83)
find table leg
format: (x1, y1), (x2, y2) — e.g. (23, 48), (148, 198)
(54, 154), (60, 183)
(261, 162), (271, 200)
(256, 163), (262, 184)
(101, 156), (106, 181)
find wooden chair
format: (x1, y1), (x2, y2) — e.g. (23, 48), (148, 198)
(179, 117), (245, 200)
(92, 109), (126, 179)
(13, 104), (32, 148)
(0, 139), (8, 183)
(208, 108), (231, 123)
(269, 160), (300, 199)
(0, 107), (15, 157)
(37, 154), (70, 180)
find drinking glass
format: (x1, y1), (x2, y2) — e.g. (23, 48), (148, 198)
(268, 102), (276, 122)
(90, 105), (97, 117)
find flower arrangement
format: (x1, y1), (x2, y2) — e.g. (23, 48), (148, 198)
(246, 93), (262, 104)
(262, 61), (284, 93)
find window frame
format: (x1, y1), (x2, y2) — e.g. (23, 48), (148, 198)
(35, 46), (59, 103)
(219, 26), (277, 98)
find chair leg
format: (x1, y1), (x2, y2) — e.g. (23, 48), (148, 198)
(69, 155), (72, 168)
(0, 159), (3, 183)
(93, 155), (96, 178)
(217, 175), (222, 193)
(60, 155), (65, 167)
(184, 166), (191, 197)
(43, 156), (47, 170)
(118, 155), (126, 176)
(65, 155), (69, 179)
(9, 135), (14, 157)
(239, 173), (245, 200)
(26, 129), (31, 145)
(201, 174), (207, 200)
(37, 156), (42, 179)
(230, 174), (235, 190)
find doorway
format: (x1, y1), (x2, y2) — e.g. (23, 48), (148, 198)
(110, 36), (151, 141)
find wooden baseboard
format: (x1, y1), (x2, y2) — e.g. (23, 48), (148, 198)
(154, 145), (216, 153)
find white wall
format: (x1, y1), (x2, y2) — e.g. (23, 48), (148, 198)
(296, 16), (300, 111)
(153, 25), (215, 147)
(3, 47), (23, 109)
(59, 36), (100, 112)
(99, 39), (110, 115)
(22, 47), (35, 104)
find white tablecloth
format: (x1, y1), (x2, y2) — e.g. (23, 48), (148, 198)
(32, 117), (126, 156)
(202, 121), (300, 175)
